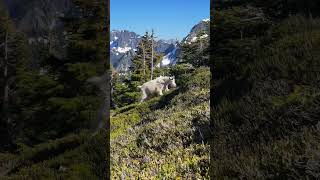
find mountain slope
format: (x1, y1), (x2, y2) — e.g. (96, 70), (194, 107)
(158, 18), (210, 67)
(111, 66), (210, 178)
(0, 130), (107, 179)
(110, 30), (179, 71)
(158, 43), (181, 67)
(111, 19), (210, 71)
(110, 30), (139, 71)
(183, 19), (210, 44)
(4, 0), (73, 62)
(110, 32), (183, 71)
(211, 4), (320, 179)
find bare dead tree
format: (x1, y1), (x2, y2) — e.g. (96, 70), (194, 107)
(150, 29), (154, 80)
(141, 41), (146, 77)
(2, 25), (9, 124)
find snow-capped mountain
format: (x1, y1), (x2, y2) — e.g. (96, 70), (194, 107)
(110, 30), (140, 71)
(4, 0), (71, 37)
(110, 30), (180, 71)
(158, 43), (181, 67)
(156, 40), (181, 67)
(155, 39), (176, 53)
(157, 18), (210, 67)
(111, 18), (210, 71)
(110, 30), (140, 50)
(183, 18), (210, 44)
(4, 0), (73, 64)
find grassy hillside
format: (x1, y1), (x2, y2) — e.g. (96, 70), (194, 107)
(0, 130), (107, 179)
(111, 66), (211, 179)
(211, 3), (320, 178)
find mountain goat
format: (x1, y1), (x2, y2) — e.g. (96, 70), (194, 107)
(138, 76), (177, 102)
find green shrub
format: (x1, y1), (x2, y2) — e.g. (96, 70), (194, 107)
(211, 11), (320, 179)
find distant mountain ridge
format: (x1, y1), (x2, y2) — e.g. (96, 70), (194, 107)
(4, 0), (72, 38)
(4, 1), (209, 71)
(4, 0), (73, 62)
(110, 30), (138, 71)
(110, 30), (178, 71)
(110, 18), (209, 72)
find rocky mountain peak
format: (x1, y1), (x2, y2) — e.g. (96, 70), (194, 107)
(5, 0), (72, 37)
(183, 18), (210, 44)
(4, 0), (73, 61)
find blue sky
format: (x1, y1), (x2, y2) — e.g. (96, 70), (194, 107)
(111, 0), (210, 40)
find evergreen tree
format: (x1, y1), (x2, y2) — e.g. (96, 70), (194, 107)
(50, 0), (108, 133)
(0, 1), (109, 178)
(0, 10), (29, 150)
(130, 31), (162, 85)
(131, 32), (151, 81)
(6, 0), (109, 145)
(211, 1), (320, 179)
(150, 29), (155, 80)
(180, 31), (210, 67)
(112, 31), (163, 107)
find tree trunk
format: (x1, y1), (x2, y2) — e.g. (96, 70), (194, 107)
(200, 39), (204, 66)
(142, 42), (146, 78)
(3, 28), (9, 120)
(150, 31), (154, 80)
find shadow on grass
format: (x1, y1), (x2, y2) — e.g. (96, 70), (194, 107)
(149, 88), (181, 110)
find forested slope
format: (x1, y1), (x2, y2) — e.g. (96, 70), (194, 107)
(0, 0), (109, 179)
(211, 1), (320, 179)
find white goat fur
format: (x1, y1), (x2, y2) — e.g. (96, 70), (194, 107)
(138, 76), (176, 102)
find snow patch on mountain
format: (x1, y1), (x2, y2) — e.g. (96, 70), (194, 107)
(157, 43), (180, 67)
(114, 47), (132, 53)
(200, 34), (209, 39)
(183, 18), (210, 44)
(161, 56), (171, 66)
(202, 18), (210, 22)
(111, 18), (209, 71)
(111, 29), (182, 71)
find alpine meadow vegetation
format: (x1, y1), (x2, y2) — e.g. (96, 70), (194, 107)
(211, 0), (320, 179)
(110, 19), (211, 178)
